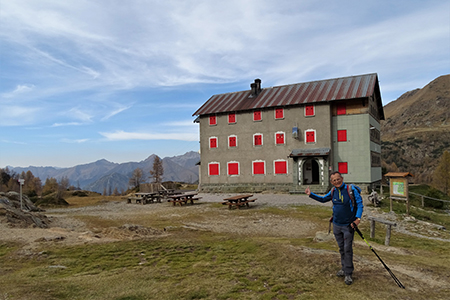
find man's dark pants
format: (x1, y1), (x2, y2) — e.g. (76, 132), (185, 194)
(333, 224), (355, 275)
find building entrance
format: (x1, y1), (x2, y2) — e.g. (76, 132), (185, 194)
(302, 159), (320, 185)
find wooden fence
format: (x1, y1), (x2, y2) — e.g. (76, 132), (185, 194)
(140, 182), (179, 193)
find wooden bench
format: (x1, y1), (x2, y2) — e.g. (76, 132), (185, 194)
(222, 198), (257, 209)
(367, 216), (397, 246)
(127, 197), (141, 204)
(168, 197), (202, 206)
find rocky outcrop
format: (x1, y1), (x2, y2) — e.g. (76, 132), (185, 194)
(0, 192), (51, 228)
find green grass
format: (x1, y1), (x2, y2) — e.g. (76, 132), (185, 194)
(1, 203), (449, 299)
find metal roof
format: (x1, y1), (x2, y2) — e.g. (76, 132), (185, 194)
(193, 73), (379, 116)
(289, 148), (331, 157)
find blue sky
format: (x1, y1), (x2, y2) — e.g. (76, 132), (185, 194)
(1, 0), (449, 168)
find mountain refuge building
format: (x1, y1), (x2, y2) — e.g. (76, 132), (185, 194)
(193, 73), (384, 194)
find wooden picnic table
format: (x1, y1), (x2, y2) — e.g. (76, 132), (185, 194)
(168, 191), (201, 206)
(222, 194), (257, 209)
(128, 192), (162, 204)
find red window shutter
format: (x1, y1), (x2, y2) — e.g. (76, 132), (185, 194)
(209, 137), (217, 148)
(275, 108), (284, 119)
(306, 131), (315, 143)
(337, 104), (346, 115)
(253, 161), (265, 175)
(228, 162), (239, 175)
(229, 136), (237, 147)
(305, 105), (314, 116)
(275, 161), (287, 174)
(337, 130), (347, 142)
(254, 134), (262, 146)
(338, 162), (348, 174)
(209, 115), (217, 125)
(209, 163), (219, 176)
(228, 113), (236, 123)
(276, 133), (285, 144)
(254, 110), (262, 121)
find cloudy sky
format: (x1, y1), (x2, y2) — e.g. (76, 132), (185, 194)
(1, 0), (449, 168)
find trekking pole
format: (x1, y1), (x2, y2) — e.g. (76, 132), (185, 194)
(353, 224), (405, 289)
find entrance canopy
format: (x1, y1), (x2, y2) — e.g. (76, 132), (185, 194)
(289, 148), (330, 158)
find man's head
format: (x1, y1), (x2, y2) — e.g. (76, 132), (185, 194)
(330, 171), (343, 188)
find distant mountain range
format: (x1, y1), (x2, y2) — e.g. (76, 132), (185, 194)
(9, 151), (200, 194)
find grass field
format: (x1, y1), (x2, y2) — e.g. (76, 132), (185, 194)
(1, 193), (449, 300)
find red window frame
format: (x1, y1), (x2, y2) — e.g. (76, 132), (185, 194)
(209, 115), (217, 125)
(209, 137), (218, 148)
(305, 104), (315, 116)
(254, 134), (263, 146)
(274, 160), (287, 174)
(275, 132), (285, 145)
(228, 135), (237, 147)
(227, 162), (239, 176)
(228, 113), (236, 124)
(338, 162), (348, 174)
(252, 161), (265, 175)
(337, 104), (346, 115)
(337, 130), (347, 142)
(253, 110), (262, 121)
(305, 130), (316, 143)
(275, 108), (284, 119)
(208, 163), (219, 176)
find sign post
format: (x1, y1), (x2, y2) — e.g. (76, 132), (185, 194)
(385, 172), (413, 216)
(18, 179), (25, 210)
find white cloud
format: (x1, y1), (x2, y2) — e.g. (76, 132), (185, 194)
(1, 84), (35, 99)
(101, 105), (132, 121)
(51, 122), (84, 127)
(100, 130), (198, 142)
(61, 138), (89, 143)
(0, 105), (40, 126)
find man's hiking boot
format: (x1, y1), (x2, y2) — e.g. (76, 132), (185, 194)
(345, 275), (353, 285)
(336, 269), (345, 277)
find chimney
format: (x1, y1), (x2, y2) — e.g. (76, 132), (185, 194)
(250, 78), (262, 97)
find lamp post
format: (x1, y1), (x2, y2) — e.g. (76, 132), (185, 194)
(18, 179), (25, 210)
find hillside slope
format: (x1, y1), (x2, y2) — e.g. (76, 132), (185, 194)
(381, 74), (450, 182)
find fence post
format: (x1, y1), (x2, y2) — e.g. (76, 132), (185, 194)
(421, 195), (424, 207)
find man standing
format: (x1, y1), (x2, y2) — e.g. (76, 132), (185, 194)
(305, 171), (363, 285)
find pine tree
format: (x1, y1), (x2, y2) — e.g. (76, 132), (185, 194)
(129, 168), (145, 188)
(150, 156), (164, 185)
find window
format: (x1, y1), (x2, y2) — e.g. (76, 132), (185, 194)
(305, 104), (315, 116)
(228, 135), (237, 147)
(254, 133), (263, 146)
(254, 110), (262, 121)
(274, 160), (287, 174)
(305, 130), (316, 143)
(275, 108), (284, 119)
(337, 103), (346, 115)
(275, 132), (285, 145)
(338, 162), (348, 174)
(209, 115), (217, 125)
(209, 137), (218, 148)
(252, 161), (265, 175)
(337, 130), (347, 142)
(227, 162), (239, 176)
(208, 162), (219, 176)
(228, 113), (236, 124)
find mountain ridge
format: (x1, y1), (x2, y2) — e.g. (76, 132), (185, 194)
(10, 151), (200, 193)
